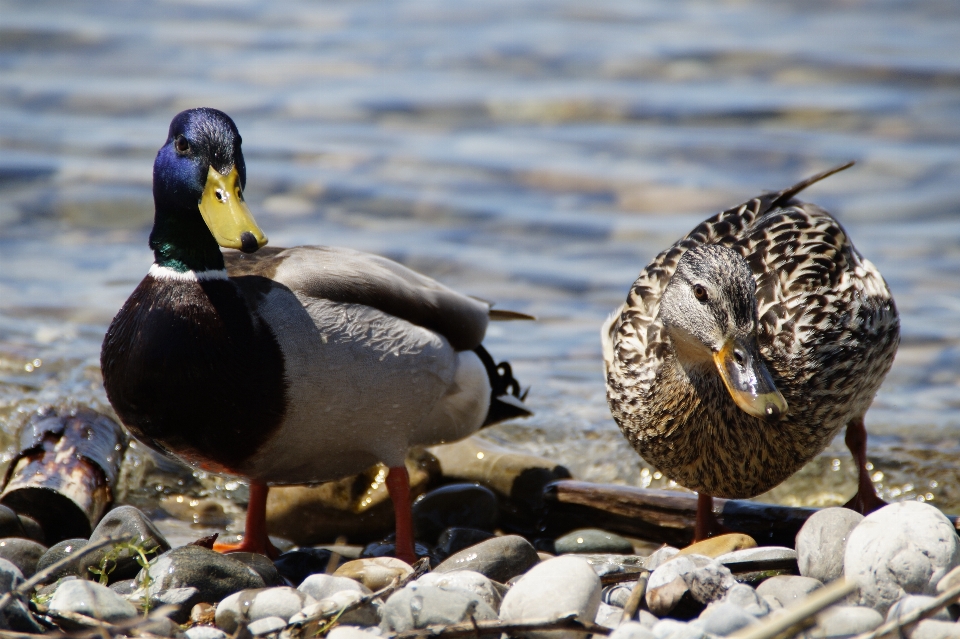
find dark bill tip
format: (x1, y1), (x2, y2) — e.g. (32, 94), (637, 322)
(239, 231), (259, 254)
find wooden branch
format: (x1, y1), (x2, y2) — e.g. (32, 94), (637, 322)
(848, 581), (960, 639)
(621, 571), (649, 623)
(728, 579), (857, 639)
(392, 612), (612, 639)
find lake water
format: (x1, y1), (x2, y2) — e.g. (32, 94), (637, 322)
(2, 0), (959, 516)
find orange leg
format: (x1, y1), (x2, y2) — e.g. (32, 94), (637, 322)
(386, 465), (416, 565)
(213, 481), (280, 559)
(694, 493), (728, 542)
(843, 417), (886, 515)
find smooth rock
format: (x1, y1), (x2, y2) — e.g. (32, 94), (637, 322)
(433, 535), (539, 583)
(716, 547), (797, 565)
(17, 516), (45, 545)
(796, 508), (864, 584)
(756, 575), (823, 608)
(577, 554), (646, 577)
(717, 584), (769, 617)
(678, 535), (757, 559)
(887, 595), (952, 623)
(908, 620), (960, 639)
(109, 578), (138, 596)
(611, 621), (658, 639)
(556, 529), (634, 555)
(418, 570), (503, 612)
(0, 506), (27, 539)
(274, 548), (334, 586)
(638, 610), (660, 628)
(185, 626), (228, 639)
(0, 558), (23, 594)
(247, 616), (286, 635)
(152, 586), (203, 623)
(35, 538), (89, 581)
(334, 557), (412, 591)
(138, 545), (265, 603)
(845, 502), (960, 615)
(596, 602), (624, 629)
(647, 555), (734, 617)
(86, 505), (172, 582)
(811, 605), (883, 638)
(216, 586), (315, 633)
(651, 618), (707, 639)
(327, 627), (383, 639)
(434, 527), (495, 560)
(0, 538), (46, 578)
(299, 574), (372, 600)
(191, 602), (216, 625)
(381, 583), (497, 632)
(360, 538), (434, 563)
(604, 582), (637, 608)
(938, 565), (960, 594)
(227, 552), (283, 587)
(646, 547), (680, 571)
(412, 483), (499, 544)
(696, 603), (758, 636)
(49, 579), (138, 623)
(500, 555), (601, 639)
(290, 590), (380, 627)
(139, 616), (180, 637)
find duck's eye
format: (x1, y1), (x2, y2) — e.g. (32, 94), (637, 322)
(693, 284), (708, 301)
(174, 135), (190, 154)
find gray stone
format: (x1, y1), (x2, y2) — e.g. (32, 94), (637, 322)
(417, 570), (503, 612)
(811, 605), (883, 638)
(0, 538), (46, 578)
(48, 579), (138, 623)
(579, 554), (647, 577)
(756, 575), (823, 608)
(610, 621), (658, 639)
(109, 578), (138, 596)
(227, 552), (283, 587)
(299, 574), (371, 600)
(433, 535), (539, 583)
(35, 538), (89, 581)
(604, 582), (637, 608)
(138, 616), (180, 637)
(86, 505), (172, 582)
(638, 610), (660, 628)
(556, 529), (634, 555)
(595, 602), (624, 629)
(139, 545), (265, 603)
(718, 584), (769, 617)
(696, 603), (758, 636)
(796, 508), (864, 584)
(845, 502), (960, 615)
(646, 554), (734, 616)
(381, 583), (497, 632)
(716, 547), (797, 565)
(152, 586), (204, 623)
(326, 627), (383, 639)
(500, 555), (601, 639)
(290, 590), (380, 627)
(216, 586), (315, 633)
(651, 618), (707, 639)
(247, 616), (286, 635)
(185, 626), (229, 639)
(908, 620), (960, 639)
(0, 558), (24, 595)
(646, 547), (680, 571)
(0, 506), (27, 539)
(887, 596), (952, 623)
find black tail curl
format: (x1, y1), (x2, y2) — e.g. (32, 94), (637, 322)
(474, 345), (532, 426)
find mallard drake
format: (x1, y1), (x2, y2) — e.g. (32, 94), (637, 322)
(603, 163), (900, 540)
(101, 108), (531, 561)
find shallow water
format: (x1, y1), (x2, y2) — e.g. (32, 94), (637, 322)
(1, 0), (959, 517)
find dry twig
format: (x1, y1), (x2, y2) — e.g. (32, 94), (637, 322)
(729, 578), (857, 639)
(620, 570), (649, 623)
(848, 581), (960, 639)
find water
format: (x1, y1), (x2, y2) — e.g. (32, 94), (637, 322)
(2, 0), (959, 516)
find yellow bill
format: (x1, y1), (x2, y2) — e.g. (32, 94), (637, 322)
(198, 165), (268, 253)
(713, 338), (788, 421)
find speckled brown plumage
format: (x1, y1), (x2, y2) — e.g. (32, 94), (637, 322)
(603, 164), (900, 499)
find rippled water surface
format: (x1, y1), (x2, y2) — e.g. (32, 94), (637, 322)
(2, 0), (959, 515)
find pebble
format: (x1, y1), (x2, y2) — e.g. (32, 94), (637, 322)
(844, 502), (960, 615)
(715, 546), (797, 566)
(274, 548), (333, 585)
(360, 538), (434, 563)
(755, 575), (823, 608)
(716, 583), (769, 617)
(109, 578), (138, 596)
(226, 552), (283, 587)
(417, 569), (503, 612)
(326, 627), (383, 639)
(810, 605), (883, 638)
(35, 538), (89, 581)
(795, 507), (864, 584)
(434, 527), (495, 560)
(0, 538), (46, 578)
(646, 555), (734, 617)
(85, 505), (172, 582)
(0, 558), (23, 594)
(152, 586), (203, 623)
(610, 621), (658, 639)
(0, 506), (27, 539)
(499, 555), (601, 639)
(299, 573), (372, 600)
(433, 535), (540, 583)
(695, 602), (758, 636)
(48, 579), (138, 623)
(652, 618), (707, 639)
(646, 546), (680, 571)
(216, 586), (316, 633)
(247, 616), (287, 635)
(185, 626), (229, 639)
(381, 583), (497, 632)
(908, 620), (960, 639)
(574, 553), (646, 577)
(412, 483), (499, 543)
(678, 534), (757, 559)
(555, 529), (634, 555)
(886, 595), (953, 623)
(604, 582), (636, 608)
(334, 557), (412, 591)
(290, 589), (380, 627)
(138, 545), (265, 603)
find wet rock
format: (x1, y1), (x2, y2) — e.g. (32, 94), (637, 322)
(299, 573), (372, 599)
(35, 538), (89, 581)
(596, 602), (624, 629)
(555, 529), (634, 555)
(678, 534), (757, 559)
(17, 516), (45, 544)
(580, 554), (647, 577)
(152, 586), (204, 623)
(185, 626), (228, 639)
(755, 575), (823, 608)
(418, 569), (503, 612)
(646, 546), (680, 571)
(434, 535), (539, 583)
(247, 616), (286, 635)
(334, 557), (412, 591)
(810, 605), (883, 638)
(646, 555), (734, 617)
(216, 586), (315, 633)
(360, 538), (434, 563)
(796, 507), (863, 584)
(0, 506), (27, 539)
(138, 545), (265, 603)
(908, 620), (960, 639)
(84, 505), (171, 582)
(274, 548), (333, 586)
(611, 621), (658, 639)
(49, 579), (138, 623)
(227, 552), (283, 587)
(412, 483), (498, 544)
(500, 555), (601, 639)
(381, 583), (497, 632)
(0, 538), (45, 578)
(695, 603), (758, 636)
(434, 527), (495, 560)
(845, 502), (960, 615)
(716, 583), (769, 617)
(290, 589), (380, 627)
(887, 595), (953, 623)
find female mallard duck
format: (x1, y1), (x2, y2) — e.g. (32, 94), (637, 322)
(101, 108), (530, 561)
(603, 163), (900, 540)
